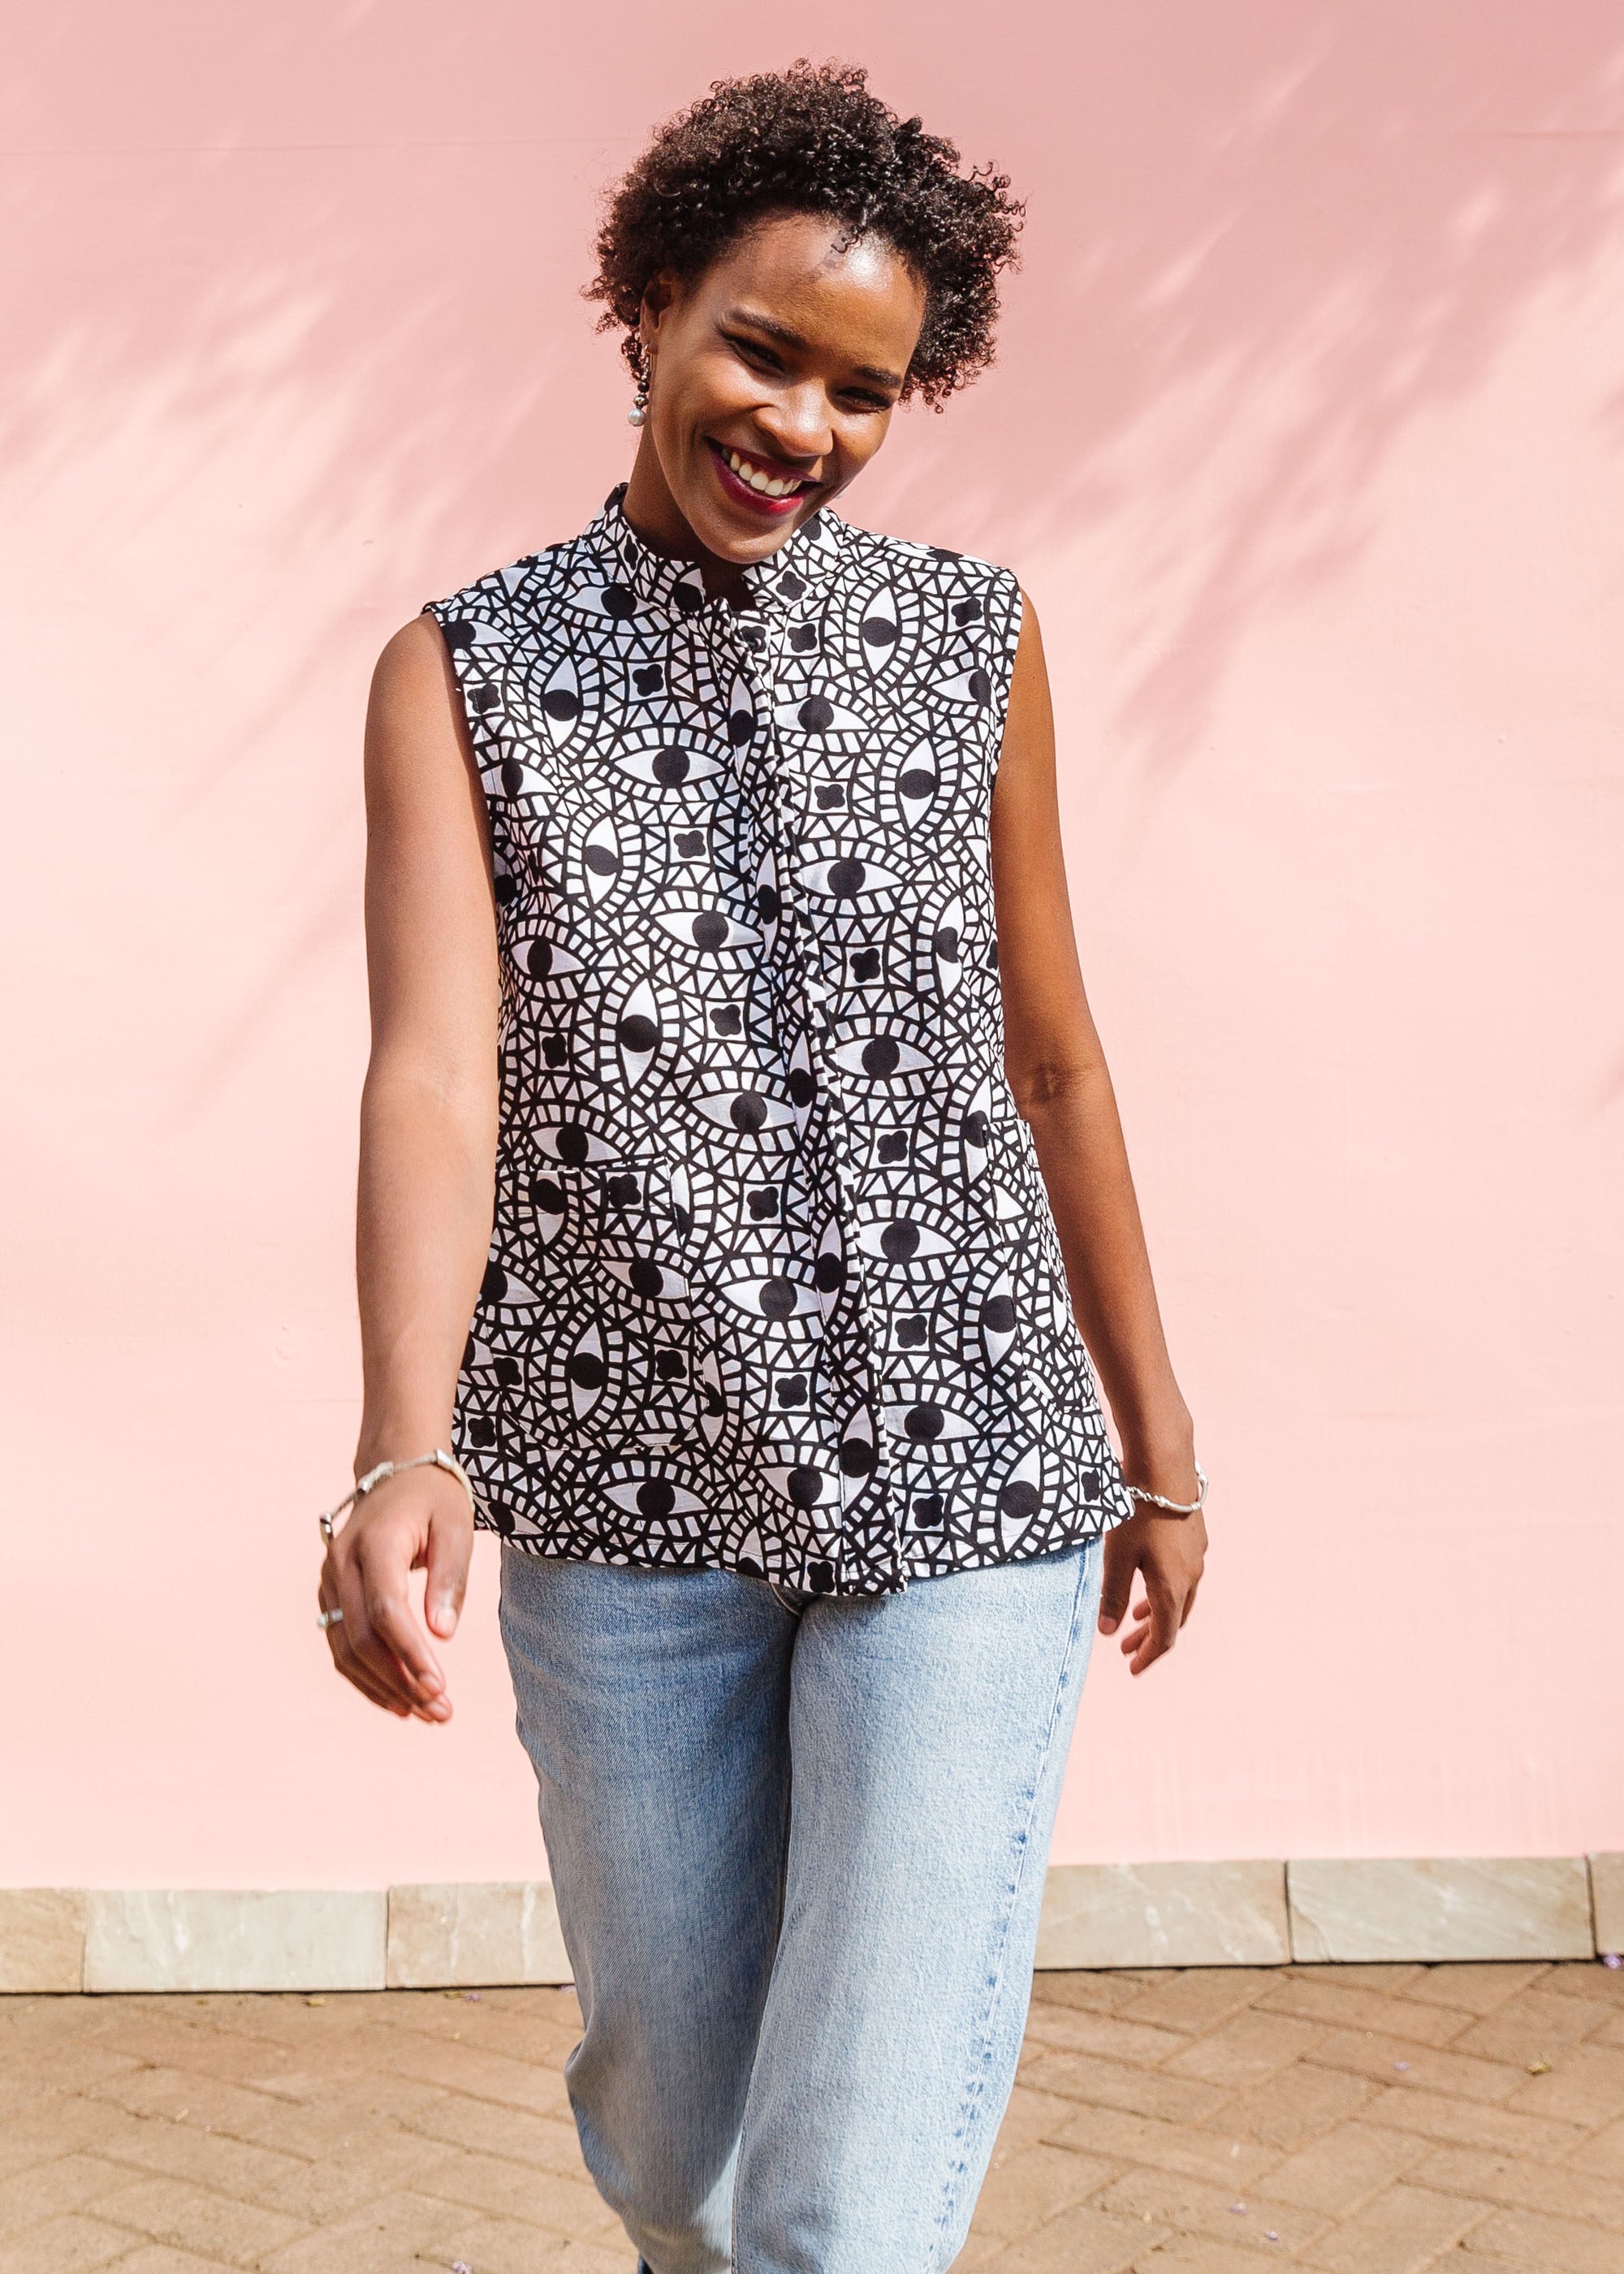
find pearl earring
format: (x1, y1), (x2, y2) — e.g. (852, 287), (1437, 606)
(627, 348), (650, 429)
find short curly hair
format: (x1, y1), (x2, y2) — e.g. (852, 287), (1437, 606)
(586, 61), (1024, 409)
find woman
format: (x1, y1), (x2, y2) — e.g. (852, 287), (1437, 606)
(318, 61), (1207, 2274)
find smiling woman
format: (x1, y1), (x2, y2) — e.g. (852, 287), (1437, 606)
(627, 214), (925, 554)
(587, 59), (1022, 579)
(588, 58), (1023, 402)
(318, 56), (1206, 2274)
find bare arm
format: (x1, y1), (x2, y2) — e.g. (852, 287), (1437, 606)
(318, 613), (500, 1723)
(991, 593), (1206, 1672)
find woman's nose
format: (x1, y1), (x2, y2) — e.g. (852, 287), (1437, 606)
(759, 383), (833, 464)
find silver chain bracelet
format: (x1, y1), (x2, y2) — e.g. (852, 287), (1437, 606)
(317, 1447), (478, 1543)
(1125, 1459), (1208, 1517)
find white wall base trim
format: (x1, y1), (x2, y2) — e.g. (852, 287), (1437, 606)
(2, 1857), (1618, 1993)
(1035, 1861), (1291, 1969)
(1286, 1856), (1595, 1965)
(386, 1881), (571, 1989)
(83, 1889), (386, 1995)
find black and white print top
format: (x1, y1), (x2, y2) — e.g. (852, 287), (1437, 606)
(428, 485), (1133, 1596)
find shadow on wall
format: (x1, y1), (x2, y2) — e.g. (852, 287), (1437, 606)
(3, 1), (1622, 773)
(2, 1), (1622, 1885)
(873, 0), (1624, 774)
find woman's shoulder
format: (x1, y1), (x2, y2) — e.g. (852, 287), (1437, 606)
(836, 517), (1021, 606)
(833, 519), (1023, 650)
(423, 534), (583, 642)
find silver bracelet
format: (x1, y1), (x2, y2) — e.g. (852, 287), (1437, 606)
(317, 1447), (477, 1543)
(1125, 1459), (1208, 1517)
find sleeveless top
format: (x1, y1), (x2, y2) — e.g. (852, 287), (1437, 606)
(428, 485), (1133, 1596)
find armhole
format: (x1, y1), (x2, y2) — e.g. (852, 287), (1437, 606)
(421, 597), (495, 818)
(987, 568), (1026, 786)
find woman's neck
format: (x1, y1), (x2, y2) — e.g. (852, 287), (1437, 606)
(620, 437), (749, 603)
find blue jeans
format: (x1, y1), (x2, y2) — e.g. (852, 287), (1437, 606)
(499, 1537), (1102, 2274)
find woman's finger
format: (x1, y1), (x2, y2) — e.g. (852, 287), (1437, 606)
(330, 1631), (411, 1715)
(317, 1578), (405, 1711)
(424, 1502), (474, 1641)
(1129, 1623), (1170, 1674)
(356, 1548), (451, 1718)
(1121, 1613), (1153, 1658)
(327, 1606), (427, 1718)
(1130, 1579), (1181, 1673)
(332, 1550), (423, 1710)
(1097, 1526), (1138, 1636)
(317, 1576), (405, 1709)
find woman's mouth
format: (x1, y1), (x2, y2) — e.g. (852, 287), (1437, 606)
(706, 439), (815, 519)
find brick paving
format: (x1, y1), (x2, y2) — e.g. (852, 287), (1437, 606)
(5, 1961), (1624, 2272)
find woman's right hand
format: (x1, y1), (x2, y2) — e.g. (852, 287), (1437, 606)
(317, 1468), (474, 1722)
(332, 615), (499, 1726)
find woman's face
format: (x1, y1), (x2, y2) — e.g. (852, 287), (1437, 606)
(626, 210), (928, 573)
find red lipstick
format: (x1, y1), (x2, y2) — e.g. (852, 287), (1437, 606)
(707, 439), (812, 520)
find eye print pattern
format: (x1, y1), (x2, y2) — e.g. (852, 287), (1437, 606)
(431, 486), (1132, 1595)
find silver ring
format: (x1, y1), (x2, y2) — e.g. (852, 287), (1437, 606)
(317, 1606), (344, 1631)
(318, 1511), (335, 1544)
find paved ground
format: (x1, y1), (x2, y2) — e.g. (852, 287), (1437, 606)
(3, 1960), (1624, 2273)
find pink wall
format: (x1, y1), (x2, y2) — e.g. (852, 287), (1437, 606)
(4, 2), (1621, 1889)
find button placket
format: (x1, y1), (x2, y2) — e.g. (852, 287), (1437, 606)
(723, 613), (896, 1588)
(811, 903), (905, 1568)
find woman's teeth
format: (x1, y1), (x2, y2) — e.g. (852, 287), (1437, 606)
(725, 447), (804, 499)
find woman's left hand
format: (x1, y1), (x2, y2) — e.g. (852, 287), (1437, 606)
(1099, 1505), (1207, 1675)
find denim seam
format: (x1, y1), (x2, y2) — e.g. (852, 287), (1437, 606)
(728, 1720), (796, 2274)
(927, 1546), (1093, 2268)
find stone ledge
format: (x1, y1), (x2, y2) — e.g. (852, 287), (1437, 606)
(83, 1890), (387, 1993)
(1035, 1860), (1289, 1968)
(387, 1881), (572, 1987)
(1590, 1852), (1623, 1958)
(1287, 1856), (1595, 1963)
(3, 1861), (1618, 1991)
(0, 1888), (87, 1993)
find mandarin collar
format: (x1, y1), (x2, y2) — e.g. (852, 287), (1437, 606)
(586, 483), (847, 621)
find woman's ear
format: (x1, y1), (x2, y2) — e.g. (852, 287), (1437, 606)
(639, 274), (676, 358)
